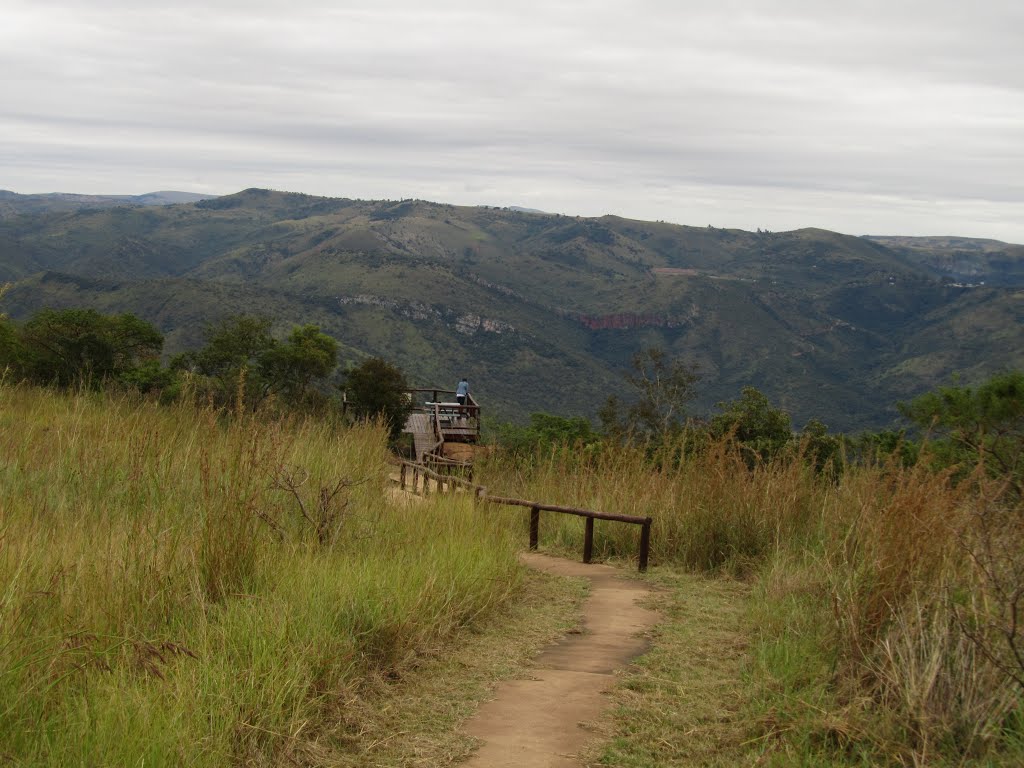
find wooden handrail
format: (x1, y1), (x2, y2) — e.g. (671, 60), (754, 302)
(392, 459), (652, 572)
(483, 496), (652, 525)
(430, 402), (445, 453)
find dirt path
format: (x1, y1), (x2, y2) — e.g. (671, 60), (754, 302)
(461, 553), (660, 767)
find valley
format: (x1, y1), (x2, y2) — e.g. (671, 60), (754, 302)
(1, 188), (1021, 431)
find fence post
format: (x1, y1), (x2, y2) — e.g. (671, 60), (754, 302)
(638, 518), (652, 572)
(400, 462), (407, 490)
(529, 506), (540, 551)
(583, 517), (594, 564)
(413, 467), (419, 494)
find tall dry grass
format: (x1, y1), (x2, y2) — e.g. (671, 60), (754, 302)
(478, 439), (824, 572)
(479, 437), (1024, 764)
(0, 383), (521, 766)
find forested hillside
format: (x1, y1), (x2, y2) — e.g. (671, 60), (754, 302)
(2, 188), (1021, 430)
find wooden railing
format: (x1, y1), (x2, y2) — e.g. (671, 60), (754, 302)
(394, 459), (652, 572)
(406, 388), (480, 418)
(423, 451), (475, 480)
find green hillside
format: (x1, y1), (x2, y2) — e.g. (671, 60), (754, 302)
(2, 188), (1021, 430)
(865, 235), (1024, 285)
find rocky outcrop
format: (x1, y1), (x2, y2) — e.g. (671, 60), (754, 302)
(336, 294), (514, 335)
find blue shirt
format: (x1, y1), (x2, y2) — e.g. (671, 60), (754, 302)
(456, 380), (469, 397)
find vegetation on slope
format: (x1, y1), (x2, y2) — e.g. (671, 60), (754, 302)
(2, 188), (1021, 429)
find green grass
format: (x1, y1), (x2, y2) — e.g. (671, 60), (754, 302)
(328, 566), (588, 766)
(582, 568), (756, 767)
(4, 379), (1022, 765)
(479, 440), (1024, 766)
(0, 383), (534, 766)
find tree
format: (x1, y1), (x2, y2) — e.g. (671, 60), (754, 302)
(0, 317), (22, 376)
(710, 386), (792, 463)
(598, 393), (625, 441)
(18, 308), (163, 387)
(0, 284), (24, 377)
(899, 370), (1024, 496)
(190, 315), (275, 371)
(626, 348), (700, 435)
(183, 315), (275, 406)
(847, 428), (918, 468)
(799, 418), (843, 477)
(343, 357), (413, 439)
(180, 316), (340, 412)
(603, 347), (700, 440)
(496, 412), (598, 456)
(258, 324), (338, 405)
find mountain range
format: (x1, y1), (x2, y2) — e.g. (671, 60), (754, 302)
(1, 187), (1021, 431)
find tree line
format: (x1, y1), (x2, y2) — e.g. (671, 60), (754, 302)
(496, 347), (1024, 497)
(0, 306), (413, 437)
(2, 304), (1020, 492)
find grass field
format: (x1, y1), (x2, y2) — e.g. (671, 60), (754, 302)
(3, 381), (1021, 766)
(477, 440), (1024, 766)
(0, 383), (550, 766)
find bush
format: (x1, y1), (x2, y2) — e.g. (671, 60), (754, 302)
(494, 412), (598, 456)
(17, 308), (163, 387)
(900, 370), (1024, 498)
(343, 357), (413, 439)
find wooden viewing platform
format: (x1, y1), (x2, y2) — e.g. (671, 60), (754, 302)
(402, 388), (481, 464)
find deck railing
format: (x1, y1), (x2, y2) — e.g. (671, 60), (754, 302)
(394, 459), (652, 572)
(406, 388), (480, 414)
(405, 388), (481, 440)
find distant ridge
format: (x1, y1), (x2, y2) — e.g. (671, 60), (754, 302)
(0, 190), (218, 218)
(506, 205), (549, 214)
(864, 235), (1024, 284)
(2, 187), (1022, 430)
(130, 191), (218, 205)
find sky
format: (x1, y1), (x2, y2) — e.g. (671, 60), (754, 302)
(3, 0), (1024, 241)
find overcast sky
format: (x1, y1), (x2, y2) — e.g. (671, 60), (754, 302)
(3, 0), (1023, 241)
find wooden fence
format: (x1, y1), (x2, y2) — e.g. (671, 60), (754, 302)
(395, 459), (652, 572)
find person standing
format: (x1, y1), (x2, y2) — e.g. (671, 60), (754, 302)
(455, 377), (469, 407)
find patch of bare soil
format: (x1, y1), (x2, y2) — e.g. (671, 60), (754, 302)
(460, 554), (660, 767)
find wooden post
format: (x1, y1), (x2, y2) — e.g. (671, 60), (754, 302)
(413, 467), (419, 494)
(638, 519), (652, 572)
(529, 506), (540, 551)
(583, 517), (594, 564)
(400, 462), (407, 490)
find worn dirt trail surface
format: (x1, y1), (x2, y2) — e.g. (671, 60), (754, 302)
(461, 553), (659, 767)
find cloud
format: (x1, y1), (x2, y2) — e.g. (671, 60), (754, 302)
(2, 0), (1023, 240)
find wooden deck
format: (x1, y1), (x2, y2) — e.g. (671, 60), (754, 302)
(402, 388), (482, 463)
(405, 412), (439, 463)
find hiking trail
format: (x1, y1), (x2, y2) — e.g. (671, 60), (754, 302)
(460, 553), (659, 767)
